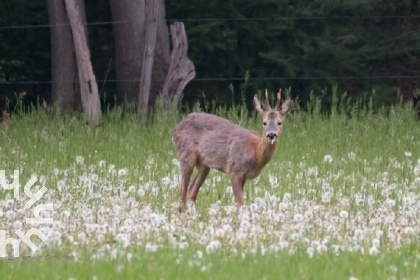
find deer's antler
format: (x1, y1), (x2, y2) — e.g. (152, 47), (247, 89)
(274, 89), (282, 110)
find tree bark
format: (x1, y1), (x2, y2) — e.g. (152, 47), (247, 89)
(109, 0), (145, 107)
(64, 0), (102, 125)
(149, 0), (170, 109)
(110, 0), (170, 112)
(161, 22), (196, 108)
(47, 0), (79, 112)
(138, 0), (158, 117)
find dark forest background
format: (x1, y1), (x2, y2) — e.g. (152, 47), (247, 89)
(0, 0), (419, 113)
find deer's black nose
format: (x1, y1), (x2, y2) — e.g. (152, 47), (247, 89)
(267, 132), (277, 140)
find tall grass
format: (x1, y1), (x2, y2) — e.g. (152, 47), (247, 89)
(0, 90), (419, 279)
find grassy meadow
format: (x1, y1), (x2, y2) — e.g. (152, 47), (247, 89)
(0, 94), (420, 279)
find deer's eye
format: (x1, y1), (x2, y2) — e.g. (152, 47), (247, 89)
(263, 121), (267, 126)
(277, 121), (283, 126)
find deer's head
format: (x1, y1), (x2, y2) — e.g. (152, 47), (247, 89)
(254, 89), (291, 144)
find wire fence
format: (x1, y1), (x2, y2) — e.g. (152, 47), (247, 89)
(0, 15), (419, 87)
(1, 15), (420, 30)
(1, 76), (420, 86)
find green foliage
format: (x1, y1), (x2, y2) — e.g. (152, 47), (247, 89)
(0, 0), (419, 111)
(167, 0), (420, 107)
(1, 249), (420, 279)
(0, 97), (419, 279)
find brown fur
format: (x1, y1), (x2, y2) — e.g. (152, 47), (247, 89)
(173, 90), (291, 211)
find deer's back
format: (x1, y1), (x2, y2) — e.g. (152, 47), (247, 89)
(173, 113), (254, 172)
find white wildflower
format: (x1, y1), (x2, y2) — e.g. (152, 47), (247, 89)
(91, 174), (99, 181)
(5, 210), (15, 220)
(386, 198), (396, 207)
(208, 207), (218, 216)
(372, 238), (380, 248)
(322, 192), (332, 203)
(269, 175), (278, 186)
(145, 243), (159, 252)
(161, 177), (171, 185)
(339, 210), (349, 219)
(75, 155), (84, 165)
(323, 155), (334, 163)
(389, 265), (398, 272)
(13, 220), (23, 230)
(172, 158), (180, 167)
(348, 152), (356, 160)
(283, 193), (292, 203)
(118, 169), (128, 176)
(404, 227), (414, 235)
(127, 253), (133, 262)
(306, 246), (314, 258)
(206, 240), (221, 253)
(151, 187), (159, 196)
(414, 165), (420, 176)
(215, 228), (225, 238)
(98, 160), (106, 168)
(307, 166), (319, 176)
(369, 246), (379, 255)
(137, 187), (146, 197)
(5, 199), (14, 208)
(196, 250), (203, 259)
(293, 213), (304, 223)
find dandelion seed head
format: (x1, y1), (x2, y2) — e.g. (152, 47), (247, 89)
(161, 177), (171, 185)
(323, 155), (334, 163)
(339, 210), (349, 219)
(76, 156), (84, 164)
(206, 240), (221, 253)
(348, 152), (356, 160)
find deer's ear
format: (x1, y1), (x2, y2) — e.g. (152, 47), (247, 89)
(254, 95), (266, 114)
(281, 98), (292, 115)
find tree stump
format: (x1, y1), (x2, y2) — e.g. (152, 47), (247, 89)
(161, 22), (196, 109)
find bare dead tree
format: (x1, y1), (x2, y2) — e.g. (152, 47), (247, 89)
(138, 0), (158, 117)
(110, 0), (193, 116)
(64, 0), (102, 125)
(161, 22), (196, 109)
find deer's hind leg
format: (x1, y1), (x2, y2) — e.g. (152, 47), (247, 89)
(178, 153), (197, 212)
(188, 164), (210, 204)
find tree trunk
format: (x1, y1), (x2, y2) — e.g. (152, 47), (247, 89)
(47, 0), (80, 112)
(149, 0), (170, 110)
(64, 0), (102, 125)
(161, 22), (196, 108)
(138, 0), (158, 117)
(109, 0), (145, 107)
(110, 0), (170, 112)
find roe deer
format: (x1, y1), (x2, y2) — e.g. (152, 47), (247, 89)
(173, 89), (291, 212)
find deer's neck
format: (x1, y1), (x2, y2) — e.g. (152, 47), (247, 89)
(255, 136), (277, 168)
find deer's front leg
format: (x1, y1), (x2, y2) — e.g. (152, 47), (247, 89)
(230, 175), (245, 208)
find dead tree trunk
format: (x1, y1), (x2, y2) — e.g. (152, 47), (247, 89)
(110, 0), (170, 113)
(64, 0), (102, 125)
(161, 22), (196, 108)
(47, 0), (80, 112)
(109, 0), (145, 107)
(137, 0), (158, 117)
(148, 0), (171, 110)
